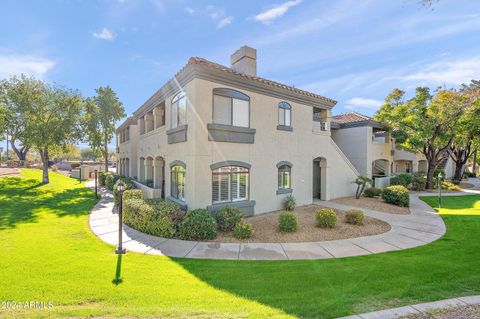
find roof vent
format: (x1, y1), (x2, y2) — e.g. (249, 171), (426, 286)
(231, 46), (257, 76)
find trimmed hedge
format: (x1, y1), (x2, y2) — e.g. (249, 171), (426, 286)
(215, 206), (243, 232)
(363, 187), (382, 198)
(113, 178), (135, 207)
(283, 195), (296, 211)
(390, 173), (412, 188)
(410, 172), (427, 191)
(105, 173), (119, 191)
(315, 208), (337, 228)
(233, 221), (254, 239)
(279, 211), (298, 232)
(123, 198), (176, 238)
(345, 210), (364, 225)
(146, 199), (185, 231)
(122, 189), (143, 201)
(382, 185), (409, 207)
(179, 209), (217, 240)
(98, 171), (109, 186)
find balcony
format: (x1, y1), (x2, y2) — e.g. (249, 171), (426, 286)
(312, 115), (328, 133)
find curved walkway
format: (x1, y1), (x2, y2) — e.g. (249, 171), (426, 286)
(337, 295), (480, 319)
(86, 181), (480, 260)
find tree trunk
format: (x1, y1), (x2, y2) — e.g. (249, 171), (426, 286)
(40, 147), (50, 184)
(426, 161), (436, 189)
(473, 150), (477, 174)
(10, 139), (29, 166)
(453, 164), (464, 182)
(104, 134), (109, 172)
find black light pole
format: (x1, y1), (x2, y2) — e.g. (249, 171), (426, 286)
(94, 169), (98, 198)
(438, 172), (443, 208)
(115, 181), (126, 254)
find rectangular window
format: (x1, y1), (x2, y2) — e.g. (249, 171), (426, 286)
(171, 101), (178, 129)
(213, 95), (231, 125)
(285, 108), (291, 126)
(171, 166), (186, 201)
(212, 166), (249, 204)
(232, 99), (249, 127)
(278, 166), (291, 189)
(178, 97), (187, 126)
(278, 108), (285, 126)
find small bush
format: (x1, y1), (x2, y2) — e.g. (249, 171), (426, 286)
(279, 211), (298, 232)
(382, 185), (409, 207)
(146, 199), (185, 231)
(179, 209), (217, 240)
(122, 189), (143, 201)
(215, 206), (243, 232)
(283, 195), (296, 211)
(315, 208), (337, 228)
(233, 221), (253, 239)
(345, 210), (364, 225)
(113, 178), (135, 206)
(467, 172), (476, 178)
(442, 181), (461, 191)
(98, 171), (109, 186)
(410, 172), (427, 191)
(363, 187), (382, 198)
(123, 198), (176, 238)
(51, 165), (58, 172)
(106, 173), (120, 191)
(390, 173), (412, 187)
(452, 179), (461, 185)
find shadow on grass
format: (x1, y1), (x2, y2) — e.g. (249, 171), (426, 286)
(112, 255), (123, 285)
(173, 195), (480, 318)
(0, 176), (97, 229)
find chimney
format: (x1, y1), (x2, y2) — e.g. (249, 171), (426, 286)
(231, 46), (257, 76)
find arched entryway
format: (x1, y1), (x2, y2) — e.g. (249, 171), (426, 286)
(313, 157), (327, 200)
(139, 157), (145, 182)
(394, 160), (413, 174)
(145, 157), (154, 187)
(154, 156), (165, 198)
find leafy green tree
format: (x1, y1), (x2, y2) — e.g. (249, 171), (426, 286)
(80, 148), (100, 161)
(84, 86), (125, 172)
(50, 144), (81, 161)
(0, 75), (38, 164)
(375, 87), (466, 189)
(21, 82), (85, 184)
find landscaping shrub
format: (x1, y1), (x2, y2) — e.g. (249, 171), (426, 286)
(467, 172), (476, 178)
(283, 195), (296, 211)
(146, 199), (185, 231)
(98, 171), (108, 186)
(315, 208), (337, 228)
(345, 210), (364, 225)
(122, 189), (143, 201)
(410, 172), (427, 191)
(382, 185), (409, 207)
(390, 173), (412, 187)
(106, 173), (120, 191)
(113, 177), (135, 206)
(363, 187), (382, 198)
(214, 206), (243, 232)
(123, 198), (176, 238)
(51, 165), (58, 172)
(452, 179), (461, 185)
(233, 221), (253, 239)
(442, 181), (461, 191)
(279, 211), (298, 232)
(179, 209), (217, 240)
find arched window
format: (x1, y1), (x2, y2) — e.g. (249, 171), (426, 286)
(277, 162), (292, 190)
(213, 88), (250, 127)
(170, 165), (186, 201)
(171, 92), (187, 129)
(278, 102), (291, 127)
(212, 165), (249, 203)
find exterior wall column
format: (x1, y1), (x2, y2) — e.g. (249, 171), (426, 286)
(154, 158), (164, 189)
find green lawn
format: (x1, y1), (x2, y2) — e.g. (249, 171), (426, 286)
(0, 169), (479, 318)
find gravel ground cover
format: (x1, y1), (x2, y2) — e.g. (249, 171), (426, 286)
(332, 196), (410, 215)
(212, 204), (390, 243)
(400, 304), (480, 319)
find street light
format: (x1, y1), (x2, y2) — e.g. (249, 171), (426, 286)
(438, 172), (443, 208)
(115, 181), (126, 255)
(94, 169), (98, 198)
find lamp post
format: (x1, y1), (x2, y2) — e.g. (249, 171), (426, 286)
(94, 169), (98, 198)
(438, 172), (443, 208)
(115, 181), (126, 254)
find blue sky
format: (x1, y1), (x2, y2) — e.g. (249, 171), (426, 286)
(1, 0), (480, 149)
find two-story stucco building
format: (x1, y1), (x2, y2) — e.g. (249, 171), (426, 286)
(116, 46), (360, 215)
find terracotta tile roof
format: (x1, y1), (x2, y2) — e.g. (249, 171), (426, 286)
(188, 57), (336, 105)
(332, 112), (372, 124)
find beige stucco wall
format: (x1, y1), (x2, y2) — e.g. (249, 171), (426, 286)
(331, 126), (369, 176)
(117, 124), (139, 178)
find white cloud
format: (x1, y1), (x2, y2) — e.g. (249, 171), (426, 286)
(254, 0), (302, 24)
(0, 54), (55, 79)
(185, 7), (195, 15)
(345, 97), (383, 110)
(92, 28), (114, 40)
(217, 16), (233, 29)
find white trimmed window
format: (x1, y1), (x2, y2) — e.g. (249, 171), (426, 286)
(213, 88), (250, 127)
(278, 165), (291, 189)
(278, 102), (291, 127)
(212, 166), (249, 204)
(171, 92), (187, 128)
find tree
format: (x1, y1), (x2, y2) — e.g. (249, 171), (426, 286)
(84, 86), (125, 172)
(50, 144), (81, 161)
(20, 81), (85, 184)
(375, 87), (466, 189)
(354, 176), (372, 199)
(449, 80), (480, 180)
(80, 148), (100, 161)
(0, 75), (38, 164)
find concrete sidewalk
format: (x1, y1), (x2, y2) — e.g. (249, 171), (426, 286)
(86, 179), (463, 260)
